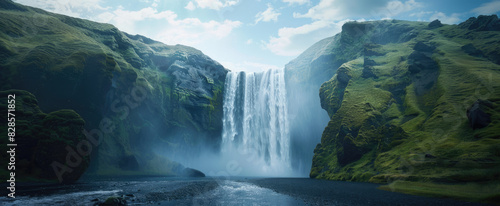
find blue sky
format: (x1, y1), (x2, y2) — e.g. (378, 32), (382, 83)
(14, 0), (500, 72)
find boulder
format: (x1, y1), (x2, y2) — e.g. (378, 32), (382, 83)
(99, 196), (126, 206)
(467, 99), (493, 130)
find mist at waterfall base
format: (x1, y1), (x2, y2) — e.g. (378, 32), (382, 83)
(150, 68), (328, 177)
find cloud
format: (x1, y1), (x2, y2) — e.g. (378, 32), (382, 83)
(255, 4), (281, 24)
(410, 11), (434, 19)
(472, 0), (500, 15)
(282, 0), (309, 5)
(185, 1), (196, 10)
(96, 7), (242, 46)
(429, 12), (461, 24)
(14, 0), (107, 19)
(194, 0), (239, 10)
(246, 39), (253, 44)
(294, 0), (421, 21)
(265, 20), (346, 56)
(151, 0), (159, 7)
(384, 0), (422, 17)
(222, 61), (281, 72)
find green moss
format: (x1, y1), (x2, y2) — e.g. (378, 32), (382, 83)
(312, 19), (500, 203)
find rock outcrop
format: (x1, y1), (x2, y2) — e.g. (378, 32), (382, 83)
(467, 99), (494, 130)
(428, 19), (443, 29)
(459, 15), (500, 31)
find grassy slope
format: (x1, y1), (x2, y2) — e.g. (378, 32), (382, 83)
(0, 1), (226, 178)
(312, 19), (500, 203)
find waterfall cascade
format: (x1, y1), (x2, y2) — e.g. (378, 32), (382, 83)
(221, 69), (291, 176)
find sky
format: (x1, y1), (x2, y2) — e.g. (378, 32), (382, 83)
(13, 0), (500, 72)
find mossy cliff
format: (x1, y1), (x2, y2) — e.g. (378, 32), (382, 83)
(0, 0), (227, 181)
(309, 17), (500, 201)
(0, 90), (88, 183)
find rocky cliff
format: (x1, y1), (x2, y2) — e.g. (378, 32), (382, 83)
(309, 17), (500, 200)
(0, 0), (227, 182)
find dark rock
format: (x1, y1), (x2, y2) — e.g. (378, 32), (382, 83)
(362, 66), (377, 79)
(461, 43), (484, 57)
(100, 196), (126, 206)
(459, 15), (500, 31)
(362, 57), (378, 78)
(125, 194), (135, 197)
(92, 198), (100, 202)
(428, 19), (443, 29)
(336, 65), (352, 84)
(364, 43), (385, 56)
(413, 42), (435, 53)
(180, 167), (206, 177)
(467, 99), (493, 130)
(425, 154), (436, 159)
(370, 22), (416, 44)
(364, 57), (377, 66)
(407, 51), (438, 74)
(342, 21), (374, 38)
(407, 51), (439, 95)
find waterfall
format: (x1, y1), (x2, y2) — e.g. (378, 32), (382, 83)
(221, 69), (291, 176)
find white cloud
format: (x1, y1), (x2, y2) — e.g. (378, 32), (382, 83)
(151, 0), (159, 7)
(96, 7), (242, 46)
(410, 11), (433, 18)
(222, 61), (281, 72)
(472, 0), (500, 15)
(246, 39), (253, 44)
(194, 0), (238, 10)
(265, 20), (346, 56)
(294, 0), (421, 21)
(429, 12), (461, 24)
(255, 4), (281, 24)
(282, 0), (309, 5)
(384, 0), (422, 17)
(185, 1), (196, 10)
(14, 0), (107, 19)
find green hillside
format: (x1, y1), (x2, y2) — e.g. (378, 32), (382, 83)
(309, 17), (500, 202)
(0, 0), (227, 182)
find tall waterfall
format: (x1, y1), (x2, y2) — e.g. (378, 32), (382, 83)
(221, 69), (291, 176)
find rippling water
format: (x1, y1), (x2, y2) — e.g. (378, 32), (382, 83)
(172, 180), (301, 205)
(0, 177), (302, 206)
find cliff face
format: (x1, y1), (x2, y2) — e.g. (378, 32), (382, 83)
(0, 0), (227, 181)
(310, 17), (500, 185)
